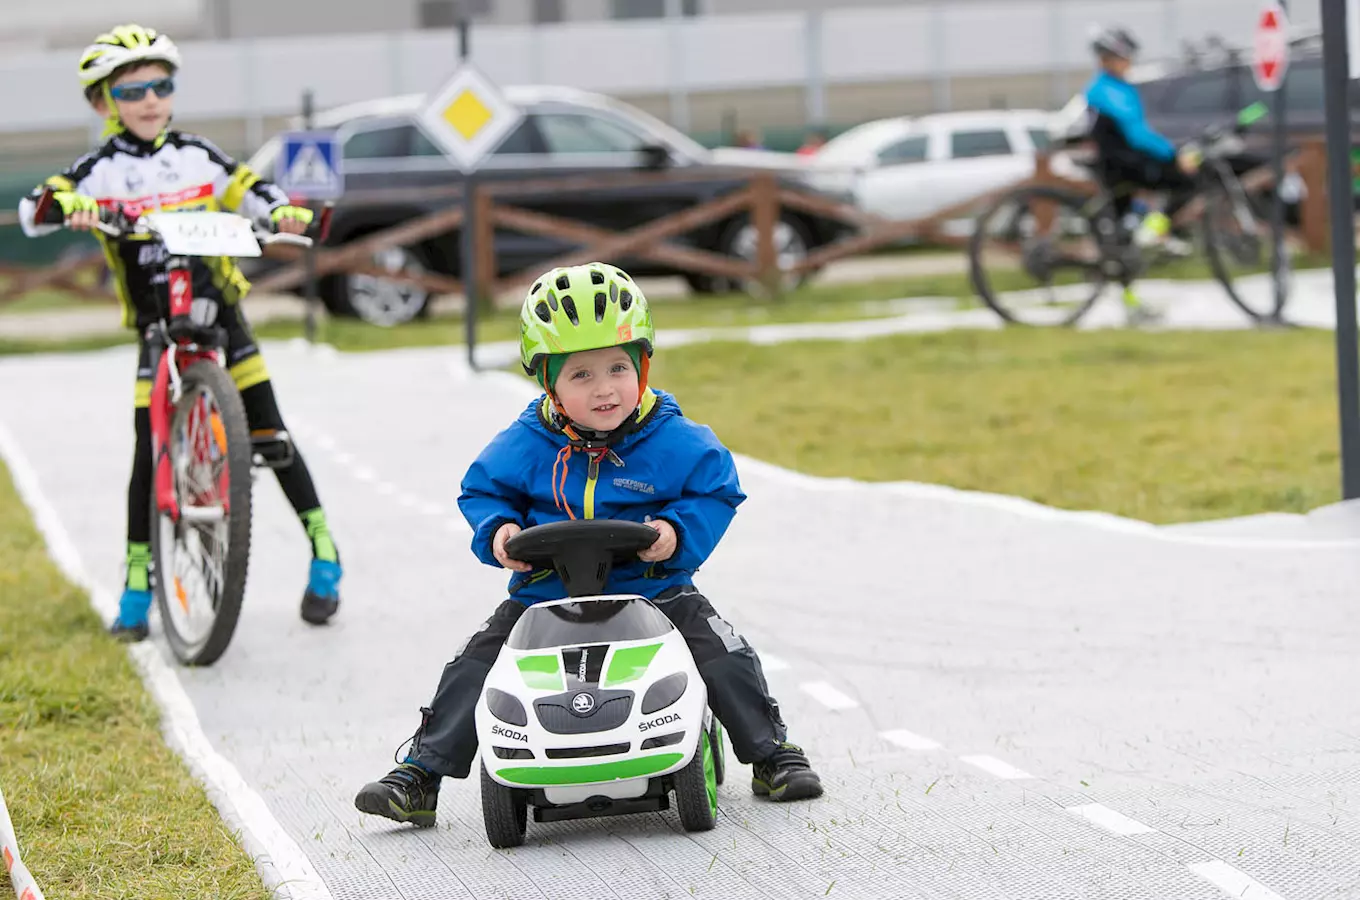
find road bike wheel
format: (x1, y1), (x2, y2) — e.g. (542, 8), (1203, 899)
(151, 360), (253, 666)
(969, 186), (1111, 327)
(1201, 176), (1285, 323)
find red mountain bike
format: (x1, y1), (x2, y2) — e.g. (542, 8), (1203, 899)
(34, 189), (330, 665)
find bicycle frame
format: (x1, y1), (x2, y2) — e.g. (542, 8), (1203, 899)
(144, 249), (226, 525)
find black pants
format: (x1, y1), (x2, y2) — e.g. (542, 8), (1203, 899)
(407, 586), (789, 778)
(1103, 158), (1198, 223)
(127, 303), (323, 548)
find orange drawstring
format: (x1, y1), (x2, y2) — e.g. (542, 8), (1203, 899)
(552, 444), (576, 519)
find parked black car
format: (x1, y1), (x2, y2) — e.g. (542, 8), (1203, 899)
(245, 86), (849, 325)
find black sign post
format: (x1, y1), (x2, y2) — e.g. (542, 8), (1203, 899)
(458, 17), (479, 373)
(1319, 0), (1360, 499)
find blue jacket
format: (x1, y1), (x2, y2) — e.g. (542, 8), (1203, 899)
(1083, 70), (1177, 164)
(458, 388), (746, 605)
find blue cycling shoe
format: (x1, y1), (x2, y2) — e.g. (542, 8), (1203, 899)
(301, 558), (342, 625)
(109, 588), (152, 642)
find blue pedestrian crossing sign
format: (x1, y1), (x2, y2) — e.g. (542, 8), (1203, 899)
(276, 130), (344, 199)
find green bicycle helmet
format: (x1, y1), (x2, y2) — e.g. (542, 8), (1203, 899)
(519, 262), (654, 378)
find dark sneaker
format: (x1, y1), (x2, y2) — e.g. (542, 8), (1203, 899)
(109, 619), (149, 642)
(355, 763), (440, 827)
(751, 741), (823, 802)
(301, 559), (341, 625)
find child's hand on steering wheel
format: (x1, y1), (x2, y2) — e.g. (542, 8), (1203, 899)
(638, 518), (676, 563)
(493, 522), (533, 572)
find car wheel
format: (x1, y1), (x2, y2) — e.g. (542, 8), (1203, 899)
(339, 245), (434, 327)
(702, 213), (815, 296)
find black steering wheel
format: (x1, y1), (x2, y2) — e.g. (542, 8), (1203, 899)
(505, 519), (660, 598)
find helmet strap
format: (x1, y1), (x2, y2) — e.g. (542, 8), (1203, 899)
(99, 81), (124, 139)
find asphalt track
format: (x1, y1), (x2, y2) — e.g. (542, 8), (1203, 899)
(2, 334), (1358, 900)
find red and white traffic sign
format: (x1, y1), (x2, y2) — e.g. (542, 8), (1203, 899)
(1252, 1), (1290, 92)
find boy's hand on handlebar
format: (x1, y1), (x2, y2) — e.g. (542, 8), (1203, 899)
(1177, 146), (1203, 175)
(637, 518), (676, 563)
(493, 522), (533, 572)
(270, 205), (314, 235)
(46, 191), (100, 230)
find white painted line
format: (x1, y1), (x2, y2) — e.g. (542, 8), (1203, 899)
(1187, 860), (1287, 900)
(758, 651), (789, 672)
(311, 433), (336, 453)
(959, 755), (1034, 780)
(880, 729), (942, 751)
(331, 451), (355, 467)
(798, 681), (859, 711)
(418, 501), (445, 517)
(472, 368), (1360, 551)
(352, 466), (376, 483)
(374, 481), (396, 497)
(1066, 803), (1155, 835)
(0, 420), (334, 900)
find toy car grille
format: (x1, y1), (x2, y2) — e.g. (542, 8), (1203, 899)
(545, 742), (630, 759)
(535, 695), (633, 734)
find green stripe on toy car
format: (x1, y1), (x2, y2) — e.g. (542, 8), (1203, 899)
(496, 752), (684, 786)
(602, 642), (662, 687)
(516, 653), (564, 691)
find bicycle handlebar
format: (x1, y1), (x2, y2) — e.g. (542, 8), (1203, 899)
(31, 188), (333, 249)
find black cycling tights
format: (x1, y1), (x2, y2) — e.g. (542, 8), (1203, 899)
(127, 380), (322, 545)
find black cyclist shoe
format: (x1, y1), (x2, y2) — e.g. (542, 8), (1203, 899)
(109, 619), (149, 642)
(355, 763), (440, 827)
(751, 741), (823, 802)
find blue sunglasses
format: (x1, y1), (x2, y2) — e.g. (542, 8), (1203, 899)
(110, 77), (175, 102)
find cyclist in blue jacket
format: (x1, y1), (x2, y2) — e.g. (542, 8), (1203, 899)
(355, 262), (823, 828)
(1084, 27), (1203, 318)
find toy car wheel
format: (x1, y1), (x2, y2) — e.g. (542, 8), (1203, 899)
(673, 728), (718, 832)
(480, 762), (528, 848)
(709, 717), (726, 787)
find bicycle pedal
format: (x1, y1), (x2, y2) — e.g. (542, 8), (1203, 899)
(250, 429), (295, 469)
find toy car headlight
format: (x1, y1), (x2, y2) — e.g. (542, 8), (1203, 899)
(641, 672), (688, 715)
(486, 688), (527, 726)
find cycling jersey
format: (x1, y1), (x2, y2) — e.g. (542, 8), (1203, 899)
(18, 129), (288, 330)
(1083, 71), (1177, 172)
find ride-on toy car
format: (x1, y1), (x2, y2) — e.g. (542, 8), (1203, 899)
(474, 519), (726, 848)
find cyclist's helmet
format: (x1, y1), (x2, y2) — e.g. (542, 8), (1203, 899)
(519, 262), (655, 392)
(77, 25), (181, 135)
(1091, 26), (1140, 61)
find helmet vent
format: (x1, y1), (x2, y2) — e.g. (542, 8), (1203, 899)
(556, 274), (571, 291)
(561, 295), (579, 326)
(534, 300), (551, 323)
(594, 291), (608, 322)
(531, 281), (543, 295)
(619, 290), (633, 312)
(590, 270), (605, 285)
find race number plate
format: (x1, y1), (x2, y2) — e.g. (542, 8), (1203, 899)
(141, 211), (262, 258)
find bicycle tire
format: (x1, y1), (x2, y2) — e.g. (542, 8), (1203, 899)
(1201, 179), (1281, 323)
(151, 360), (253, 666)
(968, 185), (1110, 327)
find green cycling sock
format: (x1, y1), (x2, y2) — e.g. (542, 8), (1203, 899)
(300, 508), (338, 563)
(126, 542), (151, 592)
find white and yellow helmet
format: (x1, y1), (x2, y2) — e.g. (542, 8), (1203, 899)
(78, 25), (181, 93)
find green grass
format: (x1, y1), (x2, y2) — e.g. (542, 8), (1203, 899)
(0, 462), (270, 900)
(643, 327), (1342, 524)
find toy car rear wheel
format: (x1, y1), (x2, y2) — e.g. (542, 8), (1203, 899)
(673, 729), (718, 831)
(480, 762), (528, 848)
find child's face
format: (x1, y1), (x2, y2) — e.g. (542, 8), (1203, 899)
(554, 346), (641, 433)
(94, 63), (175, 142)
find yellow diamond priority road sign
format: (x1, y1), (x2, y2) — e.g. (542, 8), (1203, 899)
(417, 62), (524, 173)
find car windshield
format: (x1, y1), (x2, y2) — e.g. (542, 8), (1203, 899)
(507, 597), (674, 650)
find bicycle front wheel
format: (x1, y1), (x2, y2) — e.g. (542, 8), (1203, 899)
(1201, 176), (1285, 322)
(151, 360), (253, 666)
(968, 186), (1110, 327)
